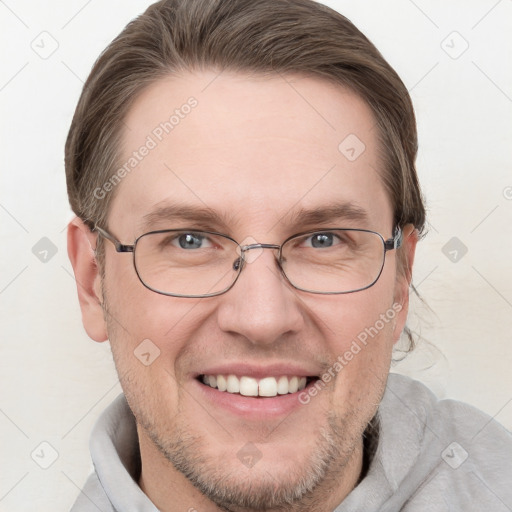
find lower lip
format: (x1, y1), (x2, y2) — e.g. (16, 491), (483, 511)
(193, 378), (317, 419)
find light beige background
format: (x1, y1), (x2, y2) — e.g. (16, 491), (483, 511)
(1, 0), (511, 510)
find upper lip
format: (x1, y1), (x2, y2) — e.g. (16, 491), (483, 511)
(195, 362), (321, 379)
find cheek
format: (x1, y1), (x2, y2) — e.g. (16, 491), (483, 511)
(102, 264), (184, 377)
(103, 284), (205, 432)
(103, 264), (222, 394)
(322, 303), (395, 431)
(104, 255), (192, 343)
(331, 295), (396, 377)
(305, 274), (398, 410)
(306, 276), (397, 353)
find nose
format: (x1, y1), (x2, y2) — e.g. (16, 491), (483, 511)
(216, 247), (304, 346)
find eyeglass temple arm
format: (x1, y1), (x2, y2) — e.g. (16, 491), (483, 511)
(384, 226), (403, 251)
(94, 226), (134, 253)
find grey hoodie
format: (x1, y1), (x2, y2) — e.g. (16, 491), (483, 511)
(71, 374), (512, 511)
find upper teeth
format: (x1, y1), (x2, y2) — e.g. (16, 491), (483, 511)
(202, 374), (308, 397)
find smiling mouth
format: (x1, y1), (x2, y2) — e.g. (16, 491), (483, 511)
(198, 374), (317, 398)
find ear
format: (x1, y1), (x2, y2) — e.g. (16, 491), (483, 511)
(392, 224), (418, 343)
(67, 217), (108, 342)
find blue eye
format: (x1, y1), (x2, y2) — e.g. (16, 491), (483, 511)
(177, 233), (206, 249)
(308, 233), (337, 248)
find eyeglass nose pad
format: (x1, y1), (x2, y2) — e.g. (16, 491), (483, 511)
(232, 256), (244, 272)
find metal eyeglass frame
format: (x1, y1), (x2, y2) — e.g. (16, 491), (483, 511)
(93, 225), (403, 298)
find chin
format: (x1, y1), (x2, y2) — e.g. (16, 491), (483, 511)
(143, 410), (355, 511)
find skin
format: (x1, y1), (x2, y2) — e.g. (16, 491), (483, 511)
(68, 70), (417, 512)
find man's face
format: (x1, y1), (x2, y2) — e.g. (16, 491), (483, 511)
(90, 71), (412, 508)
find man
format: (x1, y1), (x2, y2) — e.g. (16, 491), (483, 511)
(66, 0), (512, 510)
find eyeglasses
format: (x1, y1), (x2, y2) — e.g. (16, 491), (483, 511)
(94, 225), (402, 298)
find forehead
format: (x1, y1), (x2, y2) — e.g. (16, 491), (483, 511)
(110, 70), (393, 237)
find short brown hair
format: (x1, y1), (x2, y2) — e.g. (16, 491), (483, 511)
(65, 0), (425, 238)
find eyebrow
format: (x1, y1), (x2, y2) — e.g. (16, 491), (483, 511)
(139, 202), (234, 232)
(139, 200), (370, 233)
(286, 202), (370, 227)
